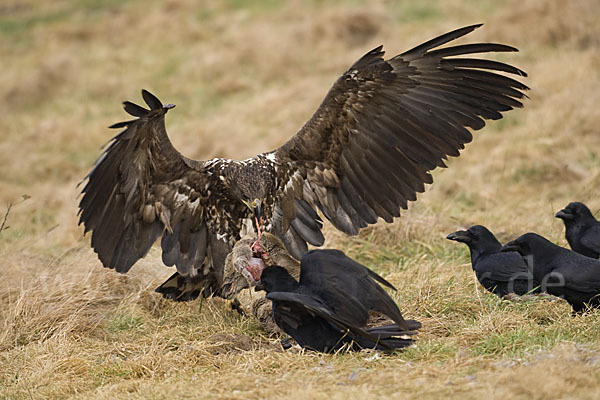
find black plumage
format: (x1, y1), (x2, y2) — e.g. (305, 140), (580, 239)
(78, 24), (528, 299)
(447, 225), (540, 296)
(255, 250), (421, 353)
(555, 202), (600, 259)
(502, 233), (600, 313)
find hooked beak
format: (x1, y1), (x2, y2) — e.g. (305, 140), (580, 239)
(254, 202), (262, 222)
(555, 209), (574, 220)
(446, 230), (472, 243)
(242, 199), (262, 220)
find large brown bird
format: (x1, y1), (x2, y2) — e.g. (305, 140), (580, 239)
(78, 24), (528, 299)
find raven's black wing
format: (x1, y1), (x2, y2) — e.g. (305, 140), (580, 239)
(267, 291), (394, 350)
(298, 249), (414, 329)
(475, 251), (534, 282)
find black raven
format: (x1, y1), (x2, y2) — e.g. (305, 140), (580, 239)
(254, 249), (421, 353)
(447, 225), (540, 296)
(502, 233), (600, 313)
(555, 202), (600, 259)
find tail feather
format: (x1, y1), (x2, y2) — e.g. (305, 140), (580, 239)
(361, 321), (421, 350)
(155, 271), (219, 301)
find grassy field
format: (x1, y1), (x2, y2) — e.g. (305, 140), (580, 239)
(1, 0), (600, 398)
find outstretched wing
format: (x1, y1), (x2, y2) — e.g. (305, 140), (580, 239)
(78, 90), (235, 291)
(269, 24), (528, 253)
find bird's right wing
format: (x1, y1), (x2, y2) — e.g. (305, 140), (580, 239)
(78, 90), (237, 289)
(298, 249), (412, 329)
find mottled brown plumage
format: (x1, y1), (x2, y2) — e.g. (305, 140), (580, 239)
(78, 24), (528, 298)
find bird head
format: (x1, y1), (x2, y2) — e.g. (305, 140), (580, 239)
(447, 225), (498, 246)
(500, 233), (540, 257)
(446, 229), (474, 244)
(242, 198), (263, 221)
(555, 202), (594, 223)
(255, 265), (298, 293)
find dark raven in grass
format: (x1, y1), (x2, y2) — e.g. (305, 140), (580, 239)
(555, 202), (600, 259)
(253, 249), (421, 353)
(502, 233), (600, 313)
(447, 225), (540, 297)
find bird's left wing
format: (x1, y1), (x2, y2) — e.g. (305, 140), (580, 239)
(267, 24), (528, 256)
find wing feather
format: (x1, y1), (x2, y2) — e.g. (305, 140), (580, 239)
(298, 250), (415, 330)
(269, 24), (527, 246)
(78, 90), (235, 294)
(267, 291), (393, 350)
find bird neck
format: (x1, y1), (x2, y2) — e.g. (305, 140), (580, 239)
(468, 242), (501, 266)
(262, 267), (300, 293)
(564, 216), (595, 232)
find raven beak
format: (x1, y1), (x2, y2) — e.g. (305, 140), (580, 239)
(501, 240), (520, 253)
(254, 282), (265, 292)
(446, 230), (471, 243)
(555, 209), (573, 220)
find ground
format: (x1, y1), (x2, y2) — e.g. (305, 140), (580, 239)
(1, 0), (600, 398)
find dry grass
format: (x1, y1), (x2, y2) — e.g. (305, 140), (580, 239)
(1, 0), (600, 398)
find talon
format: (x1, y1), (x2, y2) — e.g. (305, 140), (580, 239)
(225, 298), (246, 316)
(281, 337), (294, 350)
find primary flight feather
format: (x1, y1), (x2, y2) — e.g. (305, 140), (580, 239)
(78, 24), (528, 298)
